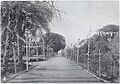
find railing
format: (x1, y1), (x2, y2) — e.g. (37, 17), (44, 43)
(63, 45), (119, 83)
(1, 34), (44, 82)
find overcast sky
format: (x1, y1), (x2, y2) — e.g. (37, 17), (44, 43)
(49, 1), (119, 46)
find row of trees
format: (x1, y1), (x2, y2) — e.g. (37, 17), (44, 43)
(64, 24), (119, 82)
(1, 1), (60, 78)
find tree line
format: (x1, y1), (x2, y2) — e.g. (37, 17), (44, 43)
(1, 1), (66, 79)
(65, 24), (119, 82)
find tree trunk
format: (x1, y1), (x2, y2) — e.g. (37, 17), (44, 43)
(3, 32), (9, 77)
(17, 32), (25, 71)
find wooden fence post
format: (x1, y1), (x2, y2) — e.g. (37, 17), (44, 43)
(47, 45), (48, 58)
(77, 47), (79, 65)
(31, 43), (33, 65)
(13, 45), (17, 74)
(17, 34), (19, 61)
(98, 31), (101, 77)
(28, 41), (30, 64)
(98, 49), (101, 77)
(43, 38), (45, 59)
(73, 48), (74, 61)
(73, 47), (75, 62)
(26, 33), (29, 71)
(87, 27), (91, 71)
(71, 49), (72, 60)
(36, 45), (38, 57)
(75, 49), (76, 62)
(84, 54), (85, 69)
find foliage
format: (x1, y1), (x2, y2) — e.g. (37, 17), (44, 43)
(44, 33), (66, 52)
(66, 24), (119, 81)
(99, 24), (119, 32)
(1, 1), (56, 77)
(90, 25), (119, 80)
(108, 33), (119, 58)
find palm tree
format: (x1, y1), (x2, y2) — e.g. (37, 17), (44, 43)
(1, 1), (55, 71)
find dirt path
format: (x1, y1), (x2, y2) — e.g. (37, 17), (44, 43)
(7, 56), (104, 83)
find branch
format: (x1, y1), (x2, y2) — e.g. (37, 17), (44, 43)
(6, 26), (27, 43)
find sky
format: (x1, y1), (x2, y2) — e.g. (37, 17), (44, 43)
(49, 1), (119, 46)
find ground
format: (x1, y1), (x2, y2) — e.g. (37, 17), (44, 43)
(7, 55), (104, 83)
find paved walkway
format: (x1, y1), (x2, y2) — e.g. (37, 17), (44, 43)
(7, 56), (104, 83)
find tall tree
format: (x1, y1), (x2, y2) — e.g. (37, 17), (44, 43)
(1, 1), (55, 70)
(44, 33), (66, 53)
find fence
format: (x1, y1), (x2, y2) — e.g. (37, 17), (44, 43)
(46, 45), (54, 60)
(63, 45), (119, 82)
(1, 31), (45, 82)
(63, 32), (119, 82)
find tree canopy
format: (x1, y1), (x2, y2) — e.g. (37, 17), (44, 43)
(99, 24), (119, 32)
(1, 1), (55, 37)
(43, 33), (66, 52)
(1, 1), (57, 76)
(1, 1), (56, 55)
(77, 24), (119, 80)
